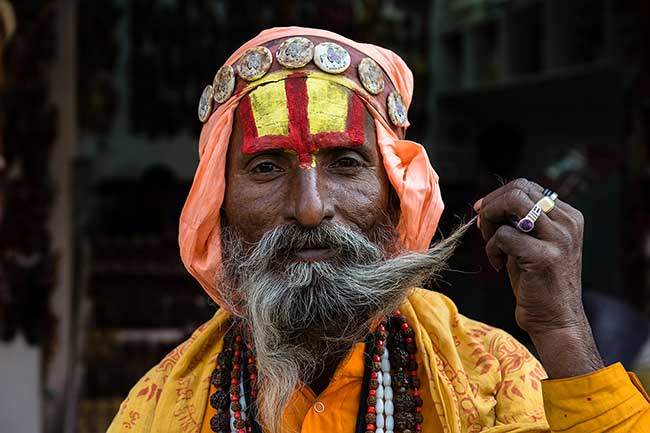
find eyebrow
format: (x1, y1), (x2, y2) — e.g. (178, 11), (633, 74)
(242, 142), (369, 159)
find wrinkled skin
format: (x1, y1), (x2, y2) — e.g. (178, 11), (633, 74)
(223, 108), (393, 247)
(475, 179), (603, 378)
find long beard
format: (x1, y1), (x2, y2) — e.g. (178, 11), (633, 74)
(216, 219), (472, 433)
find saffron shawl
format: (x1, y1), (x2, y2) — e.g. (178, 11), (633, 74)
(107, 289), (549, 433)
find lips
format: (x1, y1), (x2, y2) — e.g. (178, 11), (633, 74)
(294, 247), (335, 262)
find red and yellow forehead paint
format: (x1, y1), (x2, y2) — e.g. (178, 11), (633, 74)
(238, 73), (365, 168)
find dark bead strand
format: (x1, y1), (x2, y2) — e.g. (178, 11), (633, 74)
(210, 389), (229, 410)
(244, 325), (259, 403)
(395, 412), (416, 431)
(209, 313), (422, 433)
(242, 324), (262, 433)
(395, 393), (416, 412)
(209, 412), (229, 433)
(230, 324), (248, 433)
(387, 311), (406, 432)
(395, 310), (423, 433)
(390, 347), (410, 370)
(392, 371), (411, 392)
(363, 321), (387, 433)
(218, 331), (234, 367)
(210, 320), (236, 433)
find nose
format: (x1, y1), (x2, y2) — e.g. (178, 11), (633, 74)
(289, 168), (334, 228)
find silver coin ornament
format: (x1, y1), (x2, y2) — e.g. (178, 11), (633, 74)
(276, 37), (314, 69)
(212, 65), (235, 103)
(198, 84), (214, 123)
(236, 47), (273, 81)
(313, 42), (351, 74)
(387, 91), (408, 127)
(358, 57), (385, 95)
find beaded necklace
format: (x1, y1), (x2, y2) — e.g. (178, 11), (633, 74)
(208, 311), (421, 433)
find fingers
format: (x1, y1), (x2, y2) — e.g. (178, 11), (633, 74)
(477, 187), (557, 242)
(474, 178), (574, 215)
(485, 224), (553, 271)
(475, 178), (542, 212)
(474, 179), (540, 240)
(474, 178), (576, 242)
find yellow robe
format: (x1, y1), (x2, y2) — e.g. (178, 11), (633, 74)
(107, 289), (650, 433)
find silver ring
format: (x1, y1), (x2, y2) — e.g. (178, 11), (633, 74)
(517, 189), (559, 232)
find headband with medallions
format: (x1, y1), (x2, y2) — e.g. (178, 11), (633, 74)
(197, 36), (408, 132)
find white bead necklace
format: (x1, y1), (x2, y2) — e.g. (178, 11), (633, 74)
(375, 343), (394, 433)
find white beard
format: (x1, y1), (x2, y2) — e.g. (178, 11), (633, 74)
(216, 219), (471, 432)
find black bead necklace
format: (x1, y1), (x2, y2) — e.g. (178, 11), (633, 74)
(209, 311), (422, 433)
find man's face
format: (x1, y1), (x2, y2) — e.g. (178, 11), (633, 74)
(223, 78), (392, 256)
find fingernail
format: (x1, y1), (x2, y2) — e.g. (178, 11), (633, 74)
(477, 216), (481, 229)
(473, 198), (483, 211)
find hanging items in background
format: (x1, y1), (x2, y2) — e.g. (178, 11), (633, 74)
(0, 0), (15, 351)
(0, 0), (58, 365)
(541, 146), (621, 200)
(0, 0), (15, 214)
(0, 0), (15, 86)
(78, 1), (121, 134)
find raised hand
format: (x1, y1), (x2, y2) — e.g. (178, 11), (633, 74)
(474, 178), (604, 378)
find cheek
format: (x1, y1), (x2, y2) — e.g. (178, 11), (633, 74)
(332, 169), (390, 231)
(223, 175), (287, 242)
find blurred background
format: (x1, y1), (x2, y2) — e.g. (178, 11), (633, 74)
(1, 0), (649, 432)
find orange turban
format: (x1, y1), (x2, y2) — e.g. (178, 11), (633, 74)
(179, 27), (444, 307)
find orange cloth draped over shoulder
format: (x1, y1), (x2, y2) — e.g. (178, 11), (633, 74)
(178, 26), (444, 308)
(107, 289), (650, 433)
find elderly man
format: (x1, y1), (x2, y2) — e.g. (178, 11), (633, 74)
(108, 28), (649, 433)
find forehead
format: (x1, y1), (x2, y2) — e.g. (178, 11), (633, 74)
(238, 75), (366, 165)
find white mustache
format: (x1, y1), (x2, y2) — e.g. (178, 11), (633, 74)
(216, 219), (473, 433)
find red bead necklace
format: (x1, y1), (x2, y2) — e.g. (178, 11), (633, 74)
(209, 312), (422, 433)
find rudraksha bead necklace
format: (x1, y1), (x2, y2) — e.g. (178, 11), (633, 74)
(209, 311), (421, 433)
(209, 321), (262, 433)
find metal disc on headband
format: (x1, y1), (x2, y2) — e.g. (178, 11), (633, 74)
(236, 46), (273, 81)
(198, 84), (214, 123)
(313, 42), (351, 74)
(358, 57), (385, 95)
(387, 91), (408, 127)
(213, 65), (236, 103)
(276, 37), (314, 69)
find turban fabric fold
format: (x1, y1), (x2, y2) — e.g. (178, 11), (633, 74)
(179, 27), (444, 307)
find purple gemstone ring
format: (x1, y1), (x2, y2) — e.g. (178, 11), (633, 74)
(516, 190), (559, 233)
(516, 204), (543, 233)
(517, 217), (535, 232)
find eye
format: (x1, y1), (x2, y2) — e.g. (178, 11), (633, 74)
(331, 157), (362, 168)
(250, 161), (282, 174)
